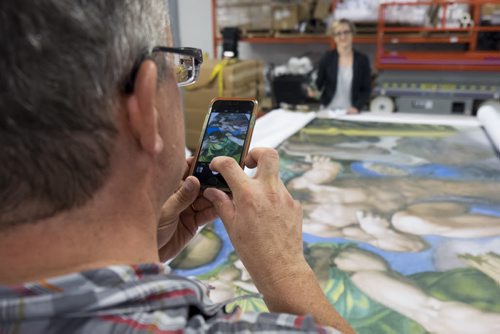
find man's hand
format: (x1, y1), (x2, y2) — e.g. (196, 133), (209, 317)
(203, 148), (355, 333)
(157, 164), (217, 262)
(203, 148), (307, 293)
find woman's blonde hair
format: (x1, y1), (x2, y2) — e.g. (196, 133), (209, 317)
(330, 18), (357, 36)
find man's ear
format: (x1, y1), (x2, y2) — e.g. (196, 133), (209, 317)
(125, 60), (163, 155)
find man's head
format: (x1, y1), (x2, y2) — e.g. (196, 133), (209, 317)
(0, 1), (174, 229)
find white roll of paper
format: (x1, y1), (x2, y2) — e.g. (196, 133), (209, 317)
(477, 101), (500, 154)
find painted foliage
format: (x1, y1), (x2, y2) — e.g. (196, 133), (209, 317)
(172, 118), (500, 334)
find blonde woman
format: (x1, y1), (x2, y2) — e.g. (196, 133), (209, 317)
(316, 19), (371, 114)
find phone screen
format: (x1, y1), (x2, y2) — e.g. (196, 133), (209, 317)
(192, 99), (255, 191)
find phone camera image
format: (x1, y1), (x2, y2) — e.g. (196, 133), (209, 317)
(198, 112), (250, 163)
(192, 100), (255, 191)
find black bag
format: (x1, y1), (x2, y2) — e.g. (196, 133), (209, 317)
(272, 74), (309, 106)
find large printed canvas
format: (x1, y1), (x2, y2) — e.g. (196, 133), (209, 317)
(172, 118), (500, 334)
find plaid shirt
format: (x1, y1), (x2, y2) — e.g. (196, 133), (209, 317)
(0, 263), (340, 333)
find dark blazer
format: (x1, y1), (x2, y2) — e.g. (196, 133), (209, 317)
(316, 49), (371, 110)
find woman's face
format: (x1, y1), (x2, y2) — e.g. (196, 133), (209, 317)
(333, 23), (353, 50)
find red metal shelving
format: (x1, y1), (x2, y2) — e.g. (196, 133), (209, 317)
(211, 0), (500, 71)
(376, 0), (500, 71)
(212, 0), (347, 57)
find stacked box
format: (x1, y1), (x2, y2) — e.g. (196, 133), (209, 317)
(217, 0), (315, 33)
(313, 0), (332, 20)
(217, 0), (272, 32)
(272, 3), (300, 31)
(218, 0), (267, 5)
(298, 0), (315, 21)
(482, 4), (500, 19)
(333, 0), (471, 26)
(183, 59), (265, 149)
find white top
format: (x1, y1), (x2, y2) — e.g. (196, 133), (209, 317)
(327, 65), (353, 111)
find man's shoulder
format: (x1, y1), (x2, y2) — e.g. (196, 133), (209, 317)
(1, 264), (342, 333)
(1, 264), (218, 332)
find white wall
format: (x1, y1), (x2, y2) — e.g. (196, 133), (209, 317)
(178, 0), (214, 58)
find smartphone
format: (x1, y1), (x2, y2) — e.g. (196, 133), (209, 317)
(189, 97), (258, 192)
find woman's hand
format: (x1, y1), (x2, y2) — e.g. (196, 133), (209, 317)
(347, 107), (359, 114)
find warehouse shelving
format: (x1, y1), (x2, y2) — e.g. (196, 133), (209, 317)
(211, 0), (369, 57)
(212, 0), (499, 71)
(376, 0), (500, 71)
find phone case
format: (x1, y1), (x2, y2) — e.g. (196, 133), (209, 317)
(188, 97), (258, 192)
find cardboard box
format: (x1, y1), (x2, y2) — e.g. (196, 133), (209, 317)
(260, 96), (274, 111)
(313, 0), (331, 20)
(184, 107), (209, 149)
(183, 58), (265, 149)
(188, 59), (262, 91)
(184, 89), (217, 110)
(218, 0), (268, 5)
(298, 0), (314, 21)
(184, 83), (259, 109)
(272, 4), (299, 31)
(257, 82), (266, 99)
(184, 83), (261, 149)
(217, 3), (272, 32)
(482, 4), (500, 17)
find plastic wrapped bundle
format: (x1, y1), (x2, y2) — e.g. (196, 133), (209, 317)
(332, 0), (469, 27)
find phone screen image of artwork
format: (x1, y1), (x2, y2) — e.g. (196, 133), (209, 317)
(198, 112), (251, 163)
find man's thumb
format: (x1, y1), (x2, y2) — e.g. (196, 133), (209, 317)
(203, 188), (234, 223)
(167, 177), (199, 213)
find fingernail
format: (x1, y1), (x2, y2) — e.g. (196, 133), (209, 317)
(209, 157), (220, 169)
(203, 189), (214, 201)
(184, 178), (195, 192)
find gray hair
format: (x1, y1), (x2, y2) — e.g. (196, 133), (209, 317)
(0, 1), (167, 228)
